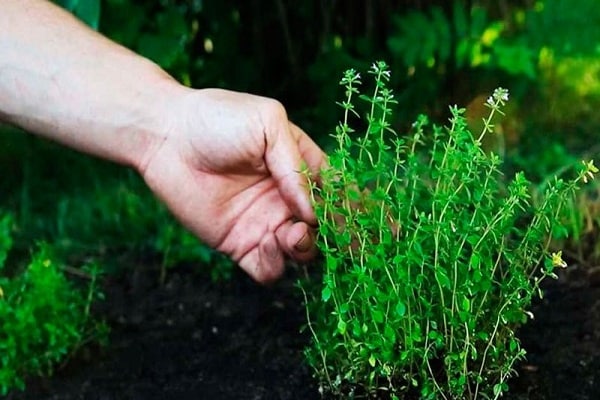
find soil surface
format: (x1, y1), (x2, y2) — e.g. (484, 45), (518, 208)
(7, 260), (600, 400)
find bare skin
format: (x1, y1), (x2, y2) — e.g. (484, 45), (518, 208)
(0, 0), (325, 283)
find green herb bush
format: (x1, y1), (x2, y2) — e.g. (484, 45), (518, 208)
(303, 61), (596, 399)
(0, 213), (107, 395)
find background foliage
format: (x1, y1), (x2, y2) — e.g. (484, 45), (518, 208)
(1, 0), (600, 394)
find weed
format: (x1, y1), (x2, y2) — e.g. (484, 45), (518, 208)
(302, 61), (594, 399)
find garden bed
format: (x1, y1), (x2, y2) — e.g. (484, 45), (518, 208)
(9, 260), (600, 400)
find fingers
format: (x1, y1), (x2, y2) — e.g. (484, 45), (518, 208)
(265, 130), (314, 224)
(238, 232), (286, 284)
(217, 98), (323, 284)
(264, 109), (325, 226)
(236, 222), (316, 285)
(275, 220), (317, 262)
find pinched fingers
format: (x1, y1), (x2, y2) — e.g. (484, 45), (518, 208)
(275, 220), (317, 262)
(264, 115), (325, 227)
(236, 222), (316, 285)
(237, 232), (286, 284)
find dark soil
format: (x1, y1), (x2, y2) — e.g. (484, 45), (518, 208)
(509, 264), (600, 400)
(7, 260), (600, 400)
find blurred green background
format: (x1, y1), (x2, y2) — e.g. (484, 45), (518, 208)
(2, 0), (599, 259)
(1, 0), (600, 392)
(3, 0), (600, 259)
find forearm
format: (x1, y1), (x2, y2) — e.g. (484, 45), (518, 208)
(0, 0), (182, 169)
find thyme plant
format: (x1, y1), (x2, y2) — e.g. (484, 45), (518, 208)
(0, 213), (107, 395)
(303, 61), (596, 399)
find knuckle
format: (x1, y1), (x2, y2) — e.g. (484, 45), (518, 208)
(262, 98), (287, 120)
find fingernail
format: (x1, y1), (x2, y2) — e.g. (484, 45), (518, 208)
(294, 232), (312, 253)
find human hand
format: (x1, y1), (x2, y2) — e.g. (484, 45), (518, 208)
(0, 0), (321, 284)
(140, 88), (325, 283)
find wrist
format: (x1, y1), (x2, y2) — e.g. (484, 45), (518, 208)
(127, 74), (189, 174)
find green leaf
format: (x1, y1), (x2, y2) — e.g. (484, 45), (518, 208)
(470, 346), (478, 360)
(368, 354), (376, 367)
(321, 286), (332, 302)
(469, 253), (481, 269)
(435, 268), (452, 289)
(351, 320), (362, 338)
(384, 324), (396, 343)
(339, 302), (349, 314)
(337, 319), (347, 335)
(395, 301), (407, 317)
(413, 241), (424, 256)
(461, 296), (471, 312)
(372, 309), (385, 323)
(493, 383), (504, 396)
(325, 256), (338, 271)
(467, 235), (480, 246)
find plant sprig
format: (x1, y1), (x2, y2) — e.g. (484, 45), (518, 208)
(303, 61), (594, 399)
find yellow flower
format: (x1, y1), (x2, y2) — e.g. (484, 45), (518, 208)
(551, 251), (568, 268)
(0, 286), (3, 298)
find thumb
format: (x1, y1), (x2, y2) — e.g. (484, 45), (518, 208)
(264, 121), (316, 225)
